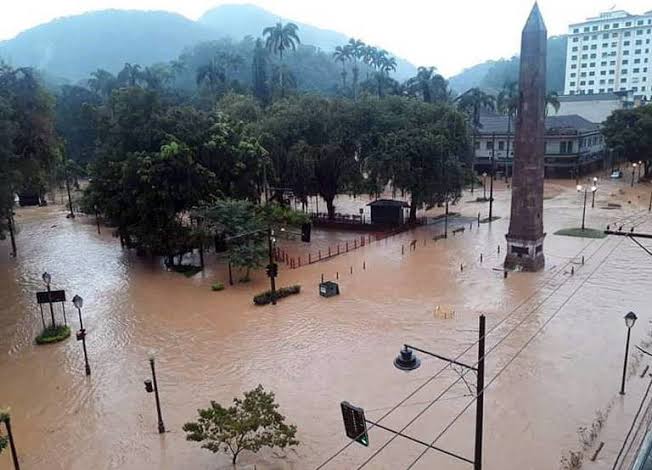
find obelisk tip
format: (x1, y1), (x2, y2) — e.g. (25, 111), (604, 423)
(524, 2), (547, 33)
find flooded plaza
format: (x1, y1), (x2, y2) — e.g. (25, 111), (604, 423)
(1, 175), (652, 470)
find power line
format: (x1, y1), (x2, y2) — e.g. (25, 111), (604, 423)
(315, 210), (647, 470)
(405, 236), (626, 469)
(355, 235), (617, 470)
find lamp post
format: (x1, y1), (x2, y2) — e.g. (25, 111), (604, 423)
(632, 163), (638, 187)
(42, 272), (55, 328)
(72, 295), (91, 376)
(638, 161), (643, 180)
(64, 160), (75, 219)
(620, 312), (638, 395)
(577, 184), (596, 231)
(482, 172), (487, 200)
(1, 411), (20, 470)
(144, 353), (165, 433)
(393, 315), (486, 470)
(6, 210), (16, 257)
(591, 177), (598, 208)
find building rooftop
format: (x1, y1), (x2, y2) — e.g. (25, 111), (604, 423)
(367, 199), (410, 208)
(556, 92), (626, 103)
(478, 115), (600, 135)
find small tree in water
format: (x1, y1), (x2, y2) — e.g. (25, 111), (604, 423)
(0, 409), (9, 455)
(183, 385), (299, 465)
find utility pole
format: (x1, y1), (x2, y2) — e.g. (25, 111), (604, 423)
(489, 133), (495, 221)
(474, 315), (486, 470)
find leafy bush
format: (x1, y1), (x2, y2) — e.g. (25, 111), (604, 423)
(171, 264), (203, 277)
(183, 385), (299, 465)
(36, 325), (71, 345)
(253, 285), (301, 305)
(211, 282), (225, 292)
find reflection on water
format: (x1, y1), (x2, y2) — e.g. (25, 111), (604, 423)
(0, 178), (652, 469)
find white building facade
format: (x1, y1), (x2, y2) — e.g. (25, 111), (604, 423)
(565, 10), (652, 100)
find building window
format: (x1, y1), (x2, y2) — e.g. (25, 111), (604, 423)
(608, 79), (615, 84)
(571, 64), (577, 69)
(599, 88), (605, 93)
(581, 54), (588, 59)
(581, 63), (588, 68)
(475, 141), (480, 150)
(603, 33), (610, 39)
(636, 39), (643, 45)
(601, 61), (608, 66)
(636, 49), (642, 54)
(608, 87), (614, 92)
(590, 62), (596, 67)
(580, 72), (587, 77)
(573, 37), (579, 42)
(624, 50), (630, 55)
(600, 79), (606, 84)
(591, 45), (597, 50)
(498, 141), (505, 151)
(610, 60), (616, 65)
(589, 71), (595, 76)
(622, 69), (628, 74)
(626, 22), (632, 27)
(613, 33), (619, 37)
(602, 42), (609, 48)
(613, 23), (619, 28)
(633, 86), (639, 92)
(570, 73), (577, 78)
(588, 80), (595, 85)
(582, 46), (589, 51)
(624, 41), (631, 46)
(623, 60), (629, 65)
(560, 141), (574, 154)
(486, 141), (493, 150)
(609, 70), (615, 75)
(593, 26), (599, 31)
(600, 71), (607, 76)
(572, 46), (579, 52)
(621, 78), (628, 83)
(625, 31), (631, 37)
(643, 86), (647, 91)
(638, 20), (644, 25)
(634, 68), (640, 73)
(572, 55), (578, 60)
(635, 58), (641, 64)
(573, 28), (580, 33)
(570, 82), (576, 87)
(590, 54), (597, 59)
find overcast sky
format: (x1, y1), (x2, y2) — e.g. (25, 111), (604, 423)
(3, 0), (652, 76)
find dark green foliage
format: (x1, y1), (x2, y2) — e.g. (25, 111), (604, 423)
(55, 85), (101, 165)
(603, 106), (652, 178)
(171, 265), (203, 277)
(0, 410), (8, 455)
(211, 282), (225, 292)
(183, 385), (299, 464)
(253, 285), (301, 305)
(35, 325), (71, 345)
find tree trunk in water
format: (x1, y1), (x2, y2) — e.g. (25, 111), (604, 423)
(409, 199), (418, 223)
(326, 198), (336, 220)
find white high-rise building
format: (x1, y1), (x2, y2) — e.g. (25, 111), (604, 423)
(565, 10), (652, 100)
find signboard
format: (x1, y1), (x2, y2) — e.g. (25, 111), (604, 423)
(340, 401), (369, 447)
(36, 290), (66, 304)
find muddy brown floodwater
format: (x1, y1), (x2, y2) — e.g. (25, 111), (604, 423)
(1, 174), (652, 470)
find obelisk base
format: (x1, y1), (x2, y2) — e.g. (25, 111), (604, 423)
(504, 234), (546, 272)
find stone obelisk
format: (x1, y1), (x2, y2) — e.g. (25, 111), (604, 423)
(505, 3), (547, 272)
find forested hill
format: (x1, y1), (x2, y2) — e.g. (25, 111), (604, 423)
(449, 36), (568, 94)
(199, 4), (416, 80)
(0, 10), (215, 81)
(0, 4), (416, 83)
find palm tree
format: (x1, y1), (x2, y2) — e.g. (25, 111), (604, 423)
(456, 88), (496, 166)
(332, 45), (352, 90)
(497, 82), (519, 179)
(88, 69), (117, 98)
(545, 91), (561, 117)
(219, 52), (245, 87)
(196, 58), (225, 96)
(117, 63), (142, 87)
(362, 45), (377, 79)
(406, 66), (436, 102)
(347, 39), (366, 100)
(262, 22), (301, 97)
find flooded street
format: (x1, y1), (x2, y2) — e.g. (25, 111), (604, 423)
(1, 175), (652, 470)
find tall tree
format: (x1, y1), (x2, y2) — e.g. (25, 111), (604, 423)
(196, 58), (225, 98)
(348, 39), (366, 100)
(252, 38), (270, 104)
(603, 106), (652, 177)
(545, 91), (561, 117)
(117, 63), (142, 87)
(497, 81), (518, 176)
(263, 22), (301, 98)
(87, 69), (117, 99)
(332, 45), (352, 90)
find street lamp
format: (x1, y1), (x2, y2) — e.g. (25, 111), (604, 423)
(620, 312), (638, 395)
(632, 163), (638, 187)
(639, 161), (643, 180)
(591, 177), (598, 208)
(42, 272), (55, 328)
(72, 295), (91, 376)
(392, 315), (486, 470)
(144, 352), (165, 433)
(482, 172), (488, 200)
(577, 185), (597, 231)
